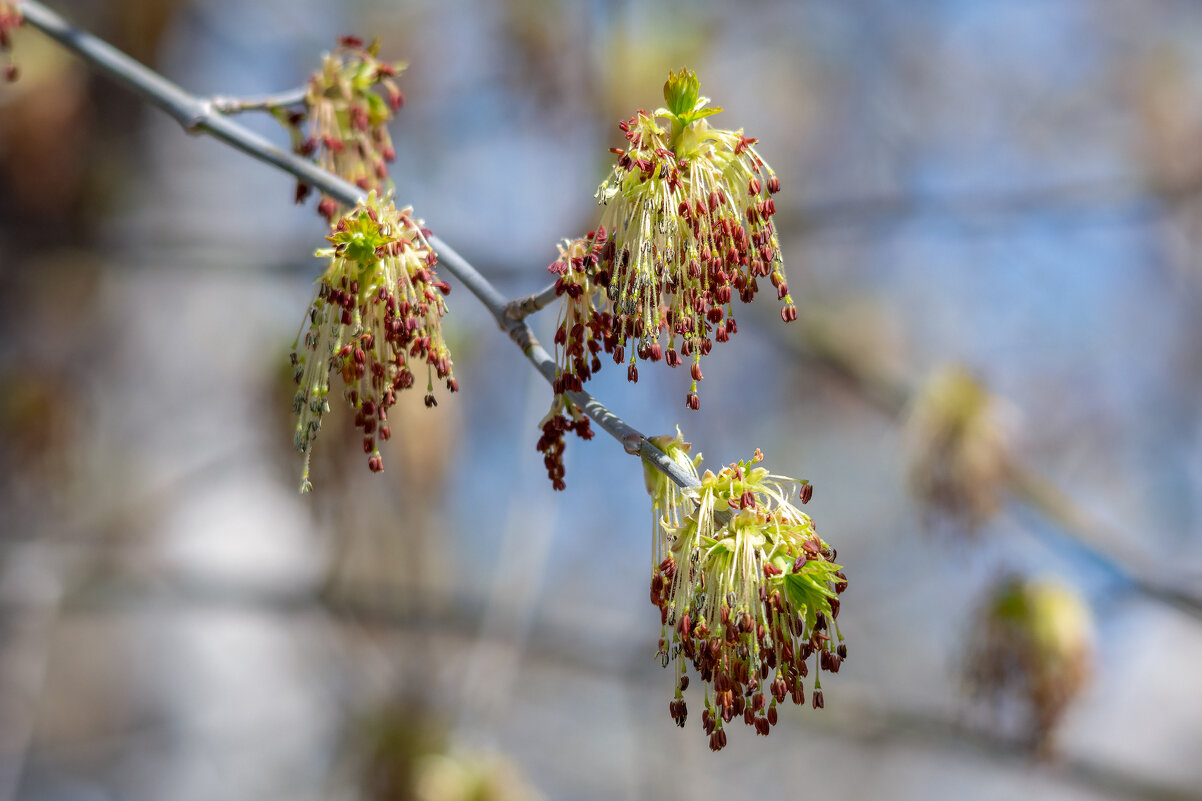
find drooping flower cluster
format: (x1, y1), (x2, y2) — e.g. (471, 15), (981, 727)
(291, 192), (455, 491)
(905, 366), (1014, 532)
(964, 576), (1092, 754)
(535, 393), (594, 491)
(643, 432), (845, 751)
(0, 2), (23, 82)
(553, 68), (792, 410)
(282, 36), (406, 220)
(530, 238), (601, 490)
(535, 70), (793, 489)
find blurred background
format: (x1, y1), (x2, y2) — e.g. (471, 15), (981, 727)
(2, 0), (1202, 799)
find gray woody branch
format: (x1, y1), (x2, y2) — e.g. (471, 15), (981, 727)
(17, 0), (694, 490)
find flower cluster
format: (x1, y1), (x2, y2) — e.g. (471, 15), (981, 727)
(557, 68), (792, 411)
(291, 192), (455, 491)
(0, 2), (23, 82)
(964, 576), (1092, 753)
(644, 432), (845, 751)
(282, 36), (406, 220)
(905, 366), (1013, 532)
(536, 70), (794, 489)
(535, 393), (594, 491)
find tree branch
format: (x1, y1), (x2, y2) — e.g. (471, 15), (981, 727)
(17, 0), (698, 493)
(209, 86), (308, 114)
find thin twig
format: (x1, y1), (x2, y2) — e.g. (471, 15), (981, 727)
(209, 86), (307, 114)
(17, 0), (699, 493)
(503, 281), (560, 321)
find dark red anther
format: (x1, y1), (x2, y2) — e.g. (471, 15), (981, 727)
(686, 393), (700, 411)
(812, 689), (824, 709)
(627, 364), (639, 383)
(690, 362), (704, 381)
(800, 482), (813, 504)
(768, 175), (781, 194)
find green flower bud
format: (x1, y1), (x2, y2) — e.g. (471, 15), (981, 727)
(663, 67), (700, 118)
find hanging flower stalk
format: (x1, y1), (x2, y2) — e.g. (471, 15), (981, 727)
(0, 2), (23, 82)
(291, 192), (455, 492)
(555, 68), (792, 410)
(644, 432), (845, 751)
(280, 36), (406, 220)
(534, 237), (601, 489)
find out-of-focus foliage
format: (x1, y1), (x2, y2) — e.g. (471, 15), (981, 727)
(905, 366), (1014, 533)
(964, 576), (1093, 754)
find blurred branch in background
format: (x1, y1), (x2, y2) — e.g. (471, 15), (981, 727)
(750, 301), (1202, 622)
(31, 569), (1197, 801)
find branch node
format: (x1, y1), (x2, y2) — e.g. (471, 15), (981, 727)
(182, 99), (212, 134)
